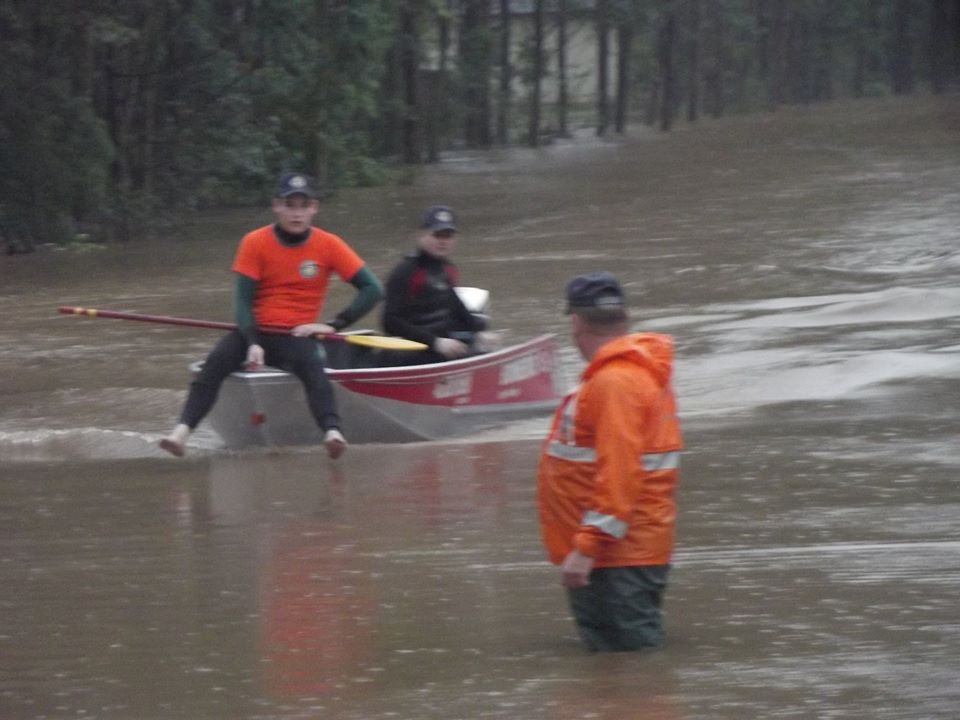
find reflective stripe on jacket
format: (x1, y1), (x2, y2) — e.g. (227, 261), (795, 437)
(537, 333), (682, 567)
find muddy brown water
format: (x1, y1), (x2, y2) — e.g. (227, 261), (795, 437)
(2, 96), (959, 719)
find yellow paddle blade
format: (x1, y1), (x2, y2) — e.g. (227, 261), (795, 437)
(342, 334), (428, 351)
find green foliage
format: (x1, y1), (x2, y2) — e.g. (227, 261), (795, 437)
(247, 0), (396, 189)
(0, 6), (114, 245)
(0, 0), (955, 250)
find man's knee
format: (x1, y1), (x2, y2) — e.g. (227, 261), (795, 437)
(196, 334), (247, 383)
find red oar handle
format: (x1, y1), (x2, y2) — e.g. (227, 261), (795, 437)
(57, 306), (236, 331)
(57, 306), (427, 350)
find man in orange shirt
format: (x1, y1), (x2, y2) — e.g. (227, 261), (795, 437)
(160, 172), (383, 459)
(537, 272), (682, 651)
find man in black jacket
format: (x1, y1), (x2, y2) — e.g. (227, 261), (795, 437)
(381, 205), (487, 365)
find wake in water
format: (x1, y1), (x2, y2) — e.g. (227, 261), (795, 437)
(0, 426), (224, 463)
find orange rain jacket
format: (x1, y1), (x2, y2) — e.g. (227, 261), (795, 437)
(537, 333), (682, 568)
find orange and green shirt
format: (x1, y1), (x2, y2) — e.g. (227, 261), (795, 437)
(232, 225), (365, 329)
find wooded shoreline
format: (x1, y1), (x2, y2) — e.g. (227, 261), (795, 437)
(2, 1), (958, 254)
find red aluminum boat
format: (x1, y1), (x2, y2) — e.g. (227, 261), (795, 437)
(196, 333), (566, 447)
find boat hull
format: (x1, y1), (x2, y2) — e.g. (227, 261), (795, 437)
(195, 334), (566, 448)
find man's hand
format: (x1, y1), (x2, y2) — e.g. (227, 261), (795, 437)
(245, 344), (265, 371)
(292, 322), (336, 338)
(433, 337), (469, 359)
(560, 549), (594, 588)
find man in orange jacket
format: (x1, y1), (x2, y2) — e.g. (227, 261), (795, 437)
(537, 271), (682, 651)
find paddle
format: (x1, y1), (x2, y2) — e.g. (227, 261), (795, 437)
(56, 306), (428, 351)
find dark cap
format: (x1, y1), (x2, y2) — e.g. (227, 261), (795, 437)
(565, 271), (626, 314)
(421, 205), (457, 232)
(275, 172), (318, 199)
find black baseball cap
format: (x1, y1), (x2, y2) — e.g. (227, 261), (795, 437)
(565, 271), (626, 314)
(421, 205), (457, 232)
(275, 172), (318, 199)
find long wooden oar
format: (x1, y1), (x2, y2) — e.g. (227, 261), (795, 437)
(57, 306), (428, 351)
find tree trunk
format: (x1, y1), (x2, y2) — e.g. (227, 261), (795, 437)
(461, 0), (493, 148)
(784, 7), (810, 105)
(853, 0), (883, 97)
(657, 7), (677, 131)
(756, 0), (769, 89)
(614, 21), (632, 134)
(890, 0), (914, 94)
(768, 0), (787, 110)
(853, 9), (868, 97)
(427, 3), (453, 163)
(497, 0), (512, 145)
(400, 3), (421, 164)
(687, 0), (701, 123)
(813, 4), (835, 102)
(954, 0), (960, 79)
(140, 3), (166, 201)
(596, 0), (610, 136)
(107, 41), (136, 242)
(312, 1), (332, 189)
(703, 0), (726, 118)
(528, 0), (544, 146)
(930, 0), (951, 93)
(556, 0), (569, 137)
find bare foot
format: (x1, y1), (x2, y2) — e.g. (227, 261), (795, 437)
(323, 429), (347, 460)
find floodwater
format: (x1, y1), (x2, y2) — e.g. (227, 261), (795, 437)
(2, 95), (959, 719)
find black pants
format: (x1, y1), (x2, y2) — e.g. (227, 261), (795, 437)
(566, 565), (670, 652)
(179, 331), (339, 432)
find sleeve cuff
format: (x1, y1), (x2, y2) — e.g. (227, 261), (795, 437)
(573, 533), (600, 558)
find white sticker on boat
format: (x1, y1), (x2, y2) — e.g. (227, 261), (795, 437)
(499, 353), (539, 385)
(433, 373), (473, 399)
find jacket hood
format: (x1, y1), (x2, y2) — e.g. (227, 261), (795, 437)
(582, 333), (675, 388)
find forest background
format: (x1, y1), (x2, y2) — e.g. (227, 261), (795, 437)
(1, 0), (958, 252)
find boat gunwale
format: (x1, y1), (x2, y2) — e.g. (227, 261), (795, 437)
(195, 333), (560, 384)
(330, 333), (559, 383)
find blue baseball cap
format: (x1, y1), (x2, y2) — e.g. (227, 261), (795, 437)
(275, 172), (318, 199)
(565, 271), (626, 314)
(421, 205), (457, 232)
